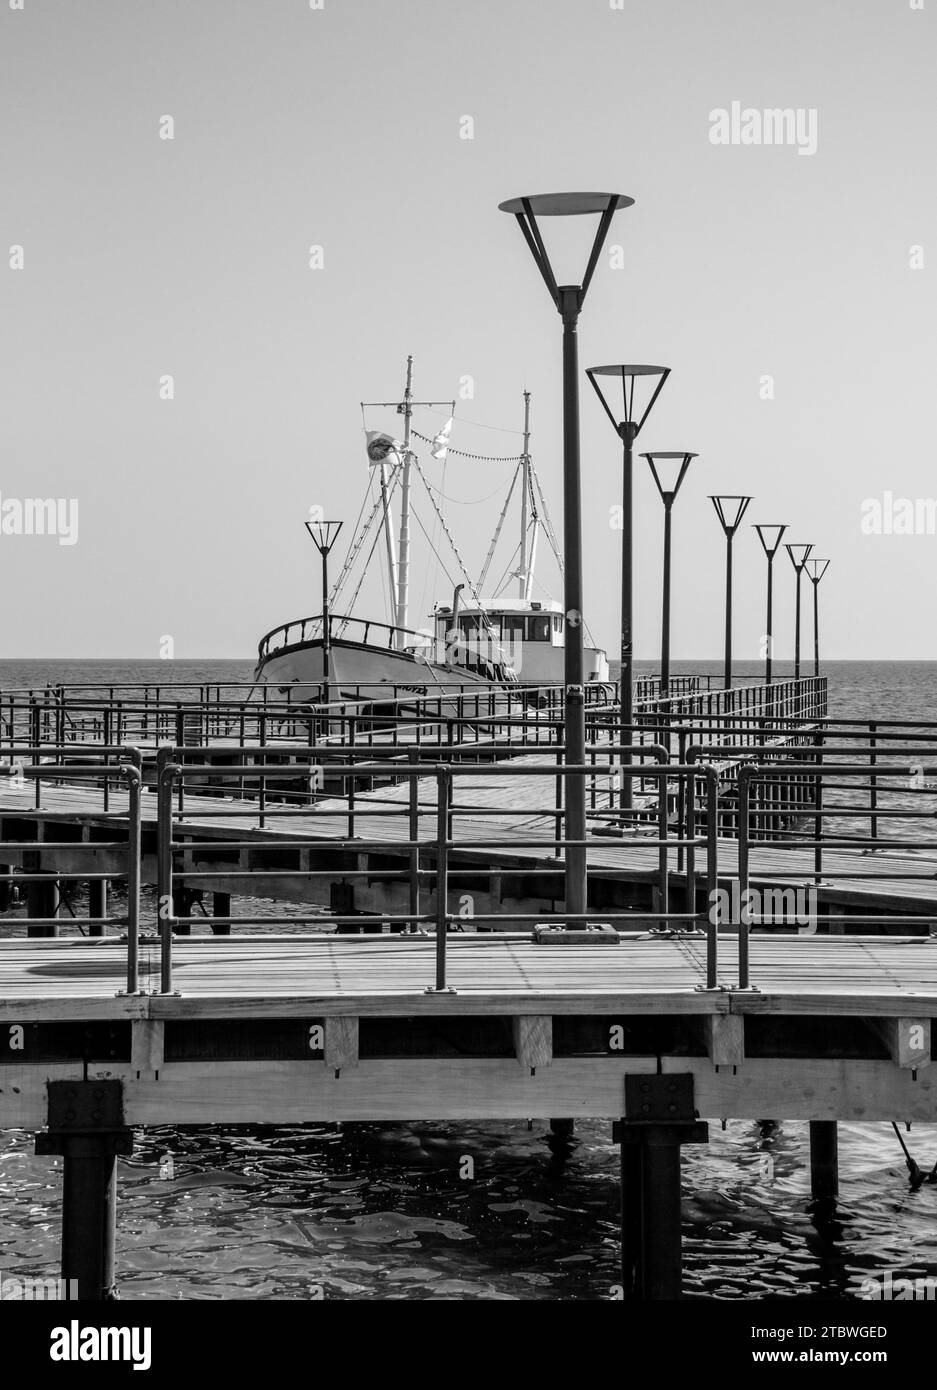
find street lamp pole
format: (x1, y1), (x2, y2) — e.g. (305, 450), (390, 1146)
(785, 543), (813, 682)
(710, 496), (753, 691)
(643, 453), (698, 699)
(752, 525), (788, 685)
(499, 192), (631, 917)
(805, 558), (830, 676)
(305, 519), (344, 708)
(586, 365), (670, 814)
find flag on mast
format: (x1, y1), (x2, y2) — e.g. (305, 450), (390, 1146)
(365, 430), (403, 467)
(431, 417), (453, 461)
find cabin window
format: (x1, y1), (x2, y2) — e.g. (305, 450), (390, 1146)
(500, 616), (525, 641)
(526, 616), (551, 642)
(553, 615), (563, 633)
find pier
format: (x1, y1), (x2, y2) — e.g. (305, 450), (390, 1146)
(5, 678), (937, 1299)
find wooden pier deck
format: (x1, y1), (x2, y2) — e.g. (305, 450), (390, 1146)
(3, 934), (937, 1130)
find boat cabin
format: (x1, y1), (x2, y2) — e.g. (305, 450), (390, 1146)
(433, 598), (564, 650)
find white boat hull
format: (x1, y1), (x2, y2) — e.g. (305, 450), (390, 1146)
(254, 637), (505, 703)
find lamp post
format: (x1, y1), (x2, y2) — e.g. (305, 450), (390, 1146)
(643, 453), (698, 699)
(709, 496), (752, 691)
(305, 518), (344, 707)
(499, 192), (632, 917)
(805, 558), (830, 676)
(586, 364), (670, 814)
(752, 525), (788, 685)
(785, 543), (813, 682)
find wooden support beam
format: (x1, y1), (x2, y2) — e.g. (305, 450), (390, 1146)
(172, 886), (191, 936)
(873, 1017), (931, 1070)
(6, 1055), (937, 1128)
(211, 891), (231, 936)
(26, 875), (59, 937)
(131, 1020), (164, 1075)
(513, 1015), (552, 1072)
(0, 865), (12, 912)
(324, 1017), (359, 1074)
(704, 1015), (745, 1068)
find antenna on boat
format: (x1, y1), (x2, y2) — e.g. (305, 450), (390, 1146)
(517, 391), (540, 602)
(395, 356), (414, 646)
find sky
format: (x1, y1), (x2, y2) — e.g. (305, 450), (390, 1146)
(0, 0), (934, 660)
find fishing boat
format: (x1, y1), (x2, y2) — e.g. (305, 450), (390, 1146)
(253, 359), (608, 701)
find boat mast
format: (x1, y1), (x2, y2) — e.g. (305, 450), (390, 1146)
(394, 355), (414, 646)
(364, 361), (454, 642)
(378, 466), (398, 607)
(518, 391), (531, 598)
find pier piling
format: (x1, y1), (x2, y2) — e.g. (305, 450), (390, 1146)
(26, 872), (59, 937)
(615, 1075), (709, 1300)
(35, 1080), (133, 1300)
(88, 878), (107, 936)
(172, 887), (192, 936)
(809, 1120), (839, 1202)
(211, 891), (232, 935)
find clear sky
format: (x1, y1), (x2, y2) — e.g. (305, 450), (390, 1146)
(1, 0), (934, 660)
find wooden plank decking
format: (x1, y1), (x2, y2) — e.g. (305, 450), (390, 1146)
(3, 934), (937, 1016)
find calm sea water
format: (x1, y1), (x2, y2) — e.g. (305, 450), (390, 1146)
(3, 658), (937, 1301)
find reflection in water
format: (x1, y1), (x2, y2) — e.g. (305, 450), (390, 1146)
(4, 1119), (937, 1300)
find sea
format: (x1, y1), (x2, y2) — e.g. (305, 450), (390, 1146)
(2, 656), (937, 1301)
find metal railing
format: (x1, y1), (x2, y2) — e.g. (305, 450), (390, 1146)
(0, 681), (621, 753)
(734, 753), (937, 988)
(0, 747), (142, 994)
(153, 749), (721, 995)
(7, 687), (937, 1002)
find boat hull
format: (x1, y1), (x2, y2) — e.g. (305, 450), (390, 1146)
(254, 637), (506, 703)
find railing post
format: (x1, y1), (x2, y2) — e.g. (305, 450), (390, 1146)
(122, 764), (141, 996)
(869, 721), (878, 844)
(657, 752), (669, 930)
(813, 729), (823, 885)
(29, 702), (41, 809)
(685, 754), (696, 921)
(554, 746), (563, 858)
(259, 712), (267, 829)
(156, 749), (177, 994)
(408, 747), (420, 932)
(676, 728), (688, 872)
(737, 767), (752, 989)
(428, 766), (453, 993)
(704, 767), (719, 989)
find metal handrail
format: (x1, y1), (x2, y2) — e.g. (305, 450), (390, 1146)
(0, 748), (142, 994)
(153, 749), (720, 995)
(735, 759), (937, 990)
